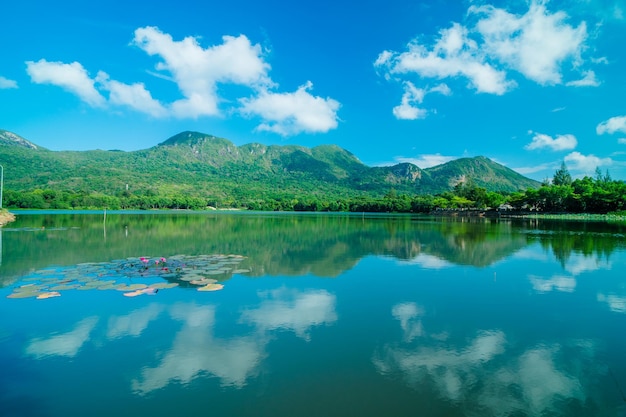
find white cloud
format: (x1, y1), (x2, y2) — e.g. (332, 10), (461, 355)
(597, 115), (626, 135)
(376, 1), (595, 116)
(566, 70), (600, 87)
(390, 153), (456, 168)
(25, 317), (99, 358)
(133, 26), (272, 118)
(472, 1), (588, 85)
(525, 132), (577, 151)
(393, 82), (427, 120)
(96, 72), (168, 117)
(618, 138), (626, 145)
(0, 75), (17, 89)
(26, 27), (339, 134)
(564, 151), (612, 174)
(26, 59), (106, 107)
(392, 82), (451, 120)
(376, 23), (514, 95)
(239, 81), (340, 135)
(240, 287), (337, 341)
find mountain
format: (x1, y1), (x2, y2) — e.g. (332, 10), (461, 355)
(424, 156), (539, 192)
(0, 129), (540, 200)
(0, 129), (42, 150)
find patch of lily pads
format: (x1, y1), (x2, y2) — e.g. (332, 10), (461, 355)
(6, 254), (250, 300)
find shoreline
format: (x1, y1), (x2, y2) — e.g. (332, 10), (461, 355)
(0, 209), (16, 226)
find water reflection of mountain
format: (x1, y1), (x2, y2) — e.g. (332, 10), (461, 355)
(2, 213), (625, 285)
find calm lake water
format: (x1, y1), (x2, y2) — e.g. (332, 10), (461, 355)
(1, 211), (626, 417)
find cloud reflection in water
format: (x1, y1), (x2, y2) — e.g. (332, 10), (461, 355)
(374, 302), (599, 415)
(134, 288), (338, 393)
(25, 317), (99, 359)
(107, 303), (164, 339)
(132, 303), (265, 393)
(240, 287), (337, 341)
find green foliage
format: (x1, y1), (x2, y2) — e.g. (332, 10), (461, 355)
(509, 174), (626, 214)
(1, 130), (541, 208)
(553, 161), (572, 186)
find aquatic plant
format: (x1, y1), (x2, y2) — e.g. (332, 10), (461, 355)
(6, 254), (249, 299)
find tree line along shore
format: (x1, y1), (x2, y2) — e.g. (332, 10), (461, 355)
(2, 164), (625, 217)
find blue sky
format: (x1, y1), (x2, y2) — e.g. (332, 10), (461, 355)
(1, 0), (626, 181)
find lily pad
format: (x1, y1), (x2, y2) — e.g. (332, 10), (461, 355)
(197, 283), (224, 292)
(115, 283), (148, 292)
(49, 284), (80, 291)
(123, 287), (158, 297)
(148, 282), (179, 289)
(37, 291), (61, 299)
(190, 278), (218, 285)
(7, 291), (40, 299)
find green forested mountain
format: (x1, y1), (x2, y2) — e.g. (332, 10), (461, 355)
(0, 130), (539, 203)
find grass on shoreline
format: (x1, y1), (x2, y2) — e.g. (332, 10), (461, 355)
(503, 212), (626, 222)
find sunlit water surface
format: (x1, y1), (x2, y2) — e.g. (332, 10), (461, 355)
(1, 211), (626, 417)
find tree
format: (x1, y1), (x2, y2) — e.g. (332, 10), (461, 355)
(553, 161), (572, 186)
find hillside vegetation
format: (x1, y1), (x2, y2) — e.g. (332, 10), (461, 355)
(3, 129), (624, 214)
(1, 129), (540, 211)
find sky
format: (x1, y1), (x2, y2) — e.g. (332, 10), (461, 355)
(1, 0), (626, 181)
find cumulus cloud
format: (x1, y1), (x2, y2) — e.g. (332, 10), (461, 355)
(133, 26), (272, 118)
(525, 132), (577, 151)
(597, 115), (626, 135)
(26, 59), (106, 107)
(471, 1), (587, 85)
(376, 23), (514, 95)
(0, 75), (17, 89)
(239, 81), (340, 135)
(392, 82), (451, 120)
(564, 151), (612, 174)
(376, 1), (595, 118)
(96, 72), (168, 117)
(619, 138), (626, 145)
(25, 26), (340, 134)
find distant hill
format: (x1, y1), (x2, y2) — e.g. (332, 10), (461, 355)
(0, 129), (540, 200)
(0, 129), (42, 150)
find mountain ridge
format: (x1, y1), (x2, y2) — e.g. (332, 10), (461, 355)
(0, 129), (540, 199)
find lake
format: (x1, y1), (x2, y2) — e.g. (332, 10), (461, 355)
(1, 211), (626, 417)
